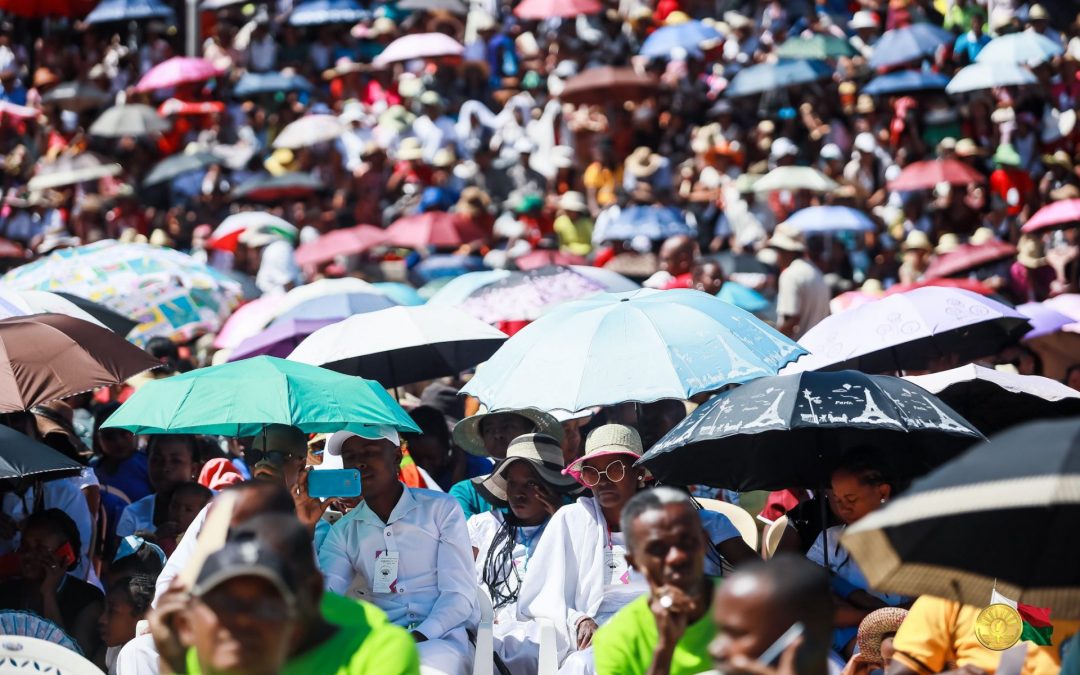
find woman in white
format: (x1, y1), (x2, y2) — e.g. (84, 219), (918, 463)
(467, 433), (578, 675)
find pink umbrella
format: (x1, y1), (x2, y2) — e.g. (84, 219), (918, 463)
(384, 212), (484, 249)
(374, 33), (464, 65)
(134, 57), (220, 92)
(295, 225), (387, 266)
(1021, 199), (1080, 234)
(514, 0), (601, 18)
(923, 240), (1017, 279)
(213, 295), (282, 349)
(513, 249), (588, 270)
(887, 159), (984, 192)
(0, 100), (39, 120)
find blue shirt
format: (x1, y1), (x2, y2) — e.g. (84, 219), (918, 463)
(954, 31), (991, 62)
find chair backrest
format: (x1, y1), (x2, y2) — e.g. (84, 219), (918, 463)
(697, 498), (759, 550)
(0, 636), (104, 673)
(761, 515), (789, 560)
(472, 588), (494, 675)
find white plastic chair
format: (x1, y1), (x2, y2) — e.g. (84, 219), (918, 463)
(697, 498), (760, 550)
(760, 515), (789, 560)
(537, 618), (558, 675)
(0, 636), (104, 673)
(473, 588), (495, 675)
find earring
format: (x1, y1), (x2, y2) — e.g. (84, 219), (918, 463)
(880, 498), (886, 504)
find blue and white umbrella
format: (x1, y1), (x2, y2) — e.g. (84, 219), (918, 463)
(461, 288), (806, 412)
(869, 23), (953, 70)
(234, 72), (314, 98)
(725, 59), (832, 98)
(639, 20), (722, 58)
(85, 0), (174, 23)
(946, 61), (1036, 94)
(785, 205), (876, 233)
(599, 205), (694, 242)
(289, 0), (369, 26)
(975, 32), (1063, 65)
(863, 70), (949, 96)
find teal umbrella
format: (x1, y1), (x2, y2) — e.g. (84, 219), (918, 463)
(103, 356), (419, 436)
(775, 35), (855, 60)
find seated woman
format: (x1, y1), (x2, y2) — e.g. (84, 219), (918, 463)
(807, 452), (910, 659)
(468, 433), (578, 675)
(517, 424), (753, 674)
(0, 509), (105, 655)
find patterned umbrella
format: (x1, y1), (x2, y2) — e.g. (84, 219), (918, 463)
(457, 266), (604, 324)
(2, 241), (242, 346)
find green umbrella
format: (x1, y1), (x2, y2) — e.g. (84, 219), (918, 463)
(103, 356), (420, 436)
(776, 35), (855, 60)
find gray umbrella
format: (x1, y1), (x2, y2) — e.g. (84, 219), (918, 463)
(143, 151), (221, 187)
(40, 81), (111, 112)
(398, 0), (468, 13)
(89, 104), (171, 139)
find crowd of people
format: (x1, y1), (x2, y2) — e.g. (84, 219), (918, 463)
(1, 0), (1080, 672)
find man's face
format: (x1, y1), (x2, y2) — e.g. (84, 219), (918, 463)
(709, 576), (786, 673)
(479, 413), (535, 459)
(406, 435), (450, 475)
(185, 577), (295, 675)
(339, 436), (401, 492)
(149, 440), (195, 492)
(250, 431), (307, 490)
(625, 503), (705, 594)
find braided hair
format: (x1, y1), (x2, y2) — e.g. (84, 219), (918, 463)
(482, 510), (527, 612)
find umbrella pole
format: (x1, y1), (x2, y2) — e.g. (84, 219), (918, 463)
(819, 481), (830, 571)
(387, 352), (400, 402)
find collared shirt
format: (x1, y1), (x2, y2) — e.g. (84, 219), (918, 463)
(116, 494), (156, 538)
(318, 485), (479, 642)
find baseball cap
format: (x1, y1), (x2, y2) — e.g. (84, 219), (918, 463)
(192, 540), (297, 614)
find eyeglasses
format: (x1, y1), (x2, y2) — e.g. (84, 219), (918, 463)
(579, 460), (626, 487)
(247, 449), (304, 466)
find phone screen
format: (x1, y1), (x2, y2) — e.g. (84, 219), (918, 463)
(308, 469), (362, 499)
(54, 542), (76, 569)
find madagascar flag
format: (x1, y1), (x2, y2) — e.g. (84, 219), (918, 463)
(992, 589), (1053, 646)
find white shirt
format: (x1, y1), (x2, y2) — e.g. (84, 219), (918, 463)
(318, 485), (479, 643)
(116, 494), (156, 538)
(256, 239), (302, 295)
(1, 478), (96, 583)
(807, 525), (907, 606)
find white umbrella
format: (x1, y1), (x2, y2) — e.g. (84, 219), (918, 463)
(975, 32), (1063, 65)
(945, 62), (1036, 94)
(272, 114), (347, 149)
(209, 212), (297, 251)
(288, 305), (507, 388)
(88, 104), (170, 138)
(27, 153), (122, 192)
(374, 32), (464, 65)
(905, 363), (1080, 404)
(0, 289), (108, 329)
(273, 277), (381, 321)
(753, 166), (839, 193)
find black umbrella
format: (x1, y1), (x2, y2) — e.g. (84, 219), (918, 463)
(0, 425), (83, 490)
(843, 417), (1080, 618)
(142, 151), (221, 188)
(52, 293), (138, 336)
(638, 370), (984, 492)
(231, 172), (326, 203)
(40, 82), (111, 112)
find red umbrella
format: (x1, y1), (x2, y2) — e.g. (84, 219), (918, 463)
(884, 278), (993, 296)
(924, 240), (1017, 279)
(514, 0), (601, 19)
(513, 250), (588, 270)
(158, 99), (227, 117)
(559, 67), (661, 106)
(0, 0), (93, 17)
(295, 225), (387, 266)
(384, 212), (485, 249)
(1021, 199), (1080, 234)
(0, 238), (24, 259)
(887, 159), (985, 191)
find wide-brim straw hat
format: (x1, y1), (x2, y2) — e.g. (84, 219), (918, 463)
(452, 408), (564, 457)
(625, 147), (663, 179)
(476, 433), (579, 505)
(856, 607), (909, 665)
(564, 423), (649, 484)
(933, 232), (959, 255)
(766, 223), (806, 253)
(558, 191), (587, 212)
(1017, 236), (1047, 268)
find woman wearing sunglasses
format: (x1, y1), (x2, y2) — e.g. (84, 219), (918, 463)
(515, 423), (751, 674)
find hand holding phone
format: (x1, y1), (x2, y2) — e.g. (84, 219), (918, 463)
(308, 469), (363, 499)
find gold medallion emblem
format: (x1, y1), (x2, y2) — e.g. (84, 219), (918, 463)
(974, 603), (1023, 651)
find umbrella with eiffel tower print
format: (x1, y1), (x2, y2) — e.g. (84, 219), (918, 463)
(637, 370), (984, 492)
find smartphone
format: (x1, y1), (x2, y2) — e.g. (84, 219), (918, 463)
(54, 542), (76, 570)
(757, 622), (804, 667)
(308, 469), (362, 499)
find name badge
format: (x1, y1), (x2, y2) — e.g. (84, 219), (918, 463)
(373, 550), (400, 594)
(604, 547), (630, 585)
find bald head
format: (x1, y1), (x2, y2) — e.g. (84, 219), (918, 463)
(660, 235), (697, 277)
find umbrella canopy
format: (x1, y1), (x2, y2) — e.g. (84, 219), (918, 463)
(462, 288), (806, 412)
(569, 266), (639, 293)
(513, 250), (588, 270)
(230, 172), (325, 202)
(28, 153), (121, 192)
(134, 57), (220, 93)
(513, 0), (600, 19)
(946, 61), (1036, 94)
(295, 225), (386, 266)
(288, 0), (369, 25)
(754, 166), (839, 193)
(398, 0), (468, 13)
(208, 213), (297, 253)
(790, 288), (1031, 374)
(724, 59), (832, 98)
(374, 33), (464, 65)
(559, 67), (660, 105)
(214, 295), (282, 349)
(887, 159), (984, 191)
(385, 212), (484, 249)
(1021, 198), (1080, 234)
(233, 71), (314, 98)
(975, 31), (1064, 65)
(51, 292), (138, 335)
(598, 205), (694, 242)
(372, 283), (425, 307)
(40, 81), (110, 111)
(923, 240), (1018, 279)
(272, 292), (397, 324)
(639, 370), (981, 490)
(228, 318), (337, 361)
(409, 255), (489, 285)
(0, 0), (92, 17)
(639, 20), (724, 58)
(273, 277), (381, 319)
(784, 205), (874, 233)
(0, 425), (84, 489)
(289, 306), (507, 387)
(869, 23), (953, 69)
(143, 151), (221, 187)
(88, 104), (169, 138)
(103, 356), (419, 436)
(426, 270), (514, 306)
(0, 314), (159, 412)
(905, 364), (1080, 435)
(842, 418), (1080, 617)
(272, 114), (346, 149)
(776, 35), (855, 60)
(717, 281), (770, 313)
(1018, 301), (1078, 340)
(2, 240), (243, 346)
(882, 278), (993, 297)
(0, 289), (109, 329)
(863, 70), (949, 96)
(84, 0), (173, 23)
(457, 266), (604, 324)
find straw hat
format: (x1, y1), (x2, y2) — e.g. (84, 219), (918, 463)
(452, 408), (564, 457)
(395, 137), (424, 161)
(766, 223), (806, 253)
(558, 191), (587, 213)
(626, 146), (663, 179)
(1042, 150), (1074, 172)
(1016, 235), (1047, 268)
(1051, 184), (1080, 201)
(1028, 3), (1049, 21)
(969, 227), (997, 246)
(431, 146), (456, 168)
(954, 138), (984, 158)
(264, 148), (297, 176)
(902, 230), (934, 252)
(564, 424), (646, 483)
(322, 57), (365, 80)
(933, 232), (959, 255)
(856, 608), (909, 665)
(477, 433), (579, 505)
(855, 95), (876, 114)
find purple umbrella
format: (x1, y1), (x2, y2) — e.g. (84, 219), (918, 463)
(270, 292), (397, 325)
(458, 267), (603, 324)
(788, 288), (1031, 373)
(228, 318), (338, 361)
(1018, 302), (1078, 340)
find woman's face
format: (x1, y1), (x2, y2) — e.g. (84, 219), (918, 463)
(829, 469), (888, 525)
(148, 440), (195, 492)
(503, 461), (554, 524)
(19, 524), (68, 581)
(98, 427), (137, 461)
(583, 454), (640, 511)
